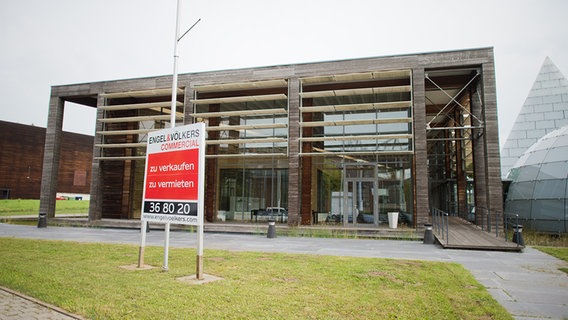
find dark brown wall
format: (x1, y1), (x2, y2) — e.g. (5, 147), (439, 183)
(0, 120), (93, 199)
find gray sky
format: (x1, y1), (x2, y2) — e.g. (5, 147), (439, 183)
(1, 0), (567, 149)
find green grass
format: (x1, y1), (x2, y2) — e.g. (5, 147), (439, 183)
(534, 246), (568, 274)
(0, 199), (89, 216)
(0, 238), (511, 320)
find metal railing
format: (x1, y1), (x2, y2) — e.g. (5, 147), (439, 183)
(475, 210), (522, 247)
(476, 207), (502, 238)
(503, 214), (566, 235)
(432, 207), (449, 245)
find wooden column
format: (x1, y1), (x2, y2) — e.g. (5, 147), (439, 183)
(39, 95), (64, 218)
(300, 111), (313, 225)
(481, 57), (504, 218)
(287, 78), (301, 226)
(205, 104), (220, 222)
(88, 98), (105, 221)
(412, 68), (429, 227)
(455, 108), (468, 218)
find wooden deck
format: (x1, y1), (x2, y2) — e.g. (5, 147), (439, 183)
(434, 217), (523, 252)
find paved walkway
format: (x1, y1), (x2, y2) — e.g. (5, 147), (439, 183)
(1, 223), (567, 319)
(0, 286), (80, 320)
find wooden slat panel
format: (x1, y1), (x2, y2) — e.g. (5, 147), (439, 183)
(207, 123), (288, 131)
(96, 129), (154, 135)
(95, 156), (146, 160)
(190, 108), (287, 118)
(95, 142), (146, 148)
(300, 118), (412, 127)
(300, 150), (413, 156)
(299, 85), (411, 98)
(99, 101), (182, 111)
(98, 114), (181, 123)
(190, 93), (287, 104)
(205, 153), (287, 158)
(301, 69), (411, 85)
(193, 79), (288, 92)
(300, 101), (411, 113)
(300, 134), (412, 142)
(101, 88), (183, 99)
(206, 137), (287, 145)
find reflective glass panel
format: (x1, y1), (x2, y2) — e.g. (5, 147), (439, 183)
(544, 146), (568, 162)
(524, 150), (547, 166)
(507, 181), (535, 200)
(515, 165), (540, 182)
(537, 161), (568, 180)
(532, 199), (564, 220)
(533, 179), (566, 199)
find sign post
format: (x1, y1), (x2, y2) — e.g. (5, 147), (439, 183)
(137, 123), (205, 278)
(137, 0), (203, 277)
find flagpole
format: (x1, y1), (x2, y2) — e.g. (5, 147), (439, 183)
(163, 0), (201, 272)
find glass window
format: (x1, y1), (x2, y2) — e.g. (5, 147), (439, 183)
(505, 199), (532, 219)
(524, 150), (547, 166)
(531, 199), (564, 220)
(555, 134), (568, 147)
(537, 161), (568, 180)
(533, 179), (566, 199)
(507, 181), (535, 200)
(544, 146), (568, 162)
(515, 165), (540, 182)
(218, 168), (289, 222)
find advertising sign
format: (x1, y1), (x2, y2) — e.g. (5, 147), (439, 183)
(141, 122), (205, 225)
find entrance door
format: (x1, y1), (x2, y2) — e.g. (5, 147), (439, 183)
(343, 178), (378, 227)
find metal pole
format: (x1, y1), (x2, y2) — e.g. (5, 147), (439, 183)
(487, 208), (490, 231)
(445, 213), (449, 245)
(516, 214), (519, 248)
(433, 208), (438, 234)
(138, 220), (147, 268)
(196, 122), (206, 280)
(495, 211), (499, 238)
(162, 0), (183, 273)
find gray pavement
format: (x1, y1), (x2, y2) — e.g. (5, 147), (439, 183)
(0, 286), (80, 320)
(1, 223), (567, 319)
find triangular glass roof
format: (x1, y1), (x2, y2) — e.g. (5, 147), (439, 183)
(501, 57), (568, 179)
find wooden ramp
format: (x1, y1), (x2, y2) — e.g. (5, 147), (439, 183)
(434, 217), (523, 252)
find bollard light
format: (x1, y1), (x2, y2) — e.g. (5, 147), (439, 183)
(267, 220), (276, 238)
(423, 223), (435, 244)
(37, 212), (47, 228)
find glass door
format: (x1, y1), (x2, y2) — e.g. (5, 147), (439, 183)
(343, 178), (378, 227)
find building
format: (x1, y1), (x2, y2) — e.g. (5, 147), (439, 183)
(501, 57), (568, 233)
(501, 57), (568, 179)
(0, 120), (93, 199)
(39, 48), (503, 229)
(505, 126), (568, 233)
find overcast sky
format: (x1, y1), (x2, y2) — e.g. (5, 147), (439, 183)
(1, 0), (567, 149)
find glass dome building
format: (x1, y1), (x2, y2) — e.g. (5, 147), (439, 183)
(505, 126), (568, 233)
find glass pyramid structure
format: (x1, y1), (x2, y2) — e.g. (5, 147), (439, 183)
(501, 57), (568, 179)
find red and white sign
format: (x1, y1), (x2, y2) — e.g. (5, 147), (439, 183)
(141, 122), (205, 225)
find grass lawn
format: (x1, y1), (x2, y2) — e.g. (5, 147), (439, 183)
(0, 238), (511, 319)
(535, 246), (568, 274)
(0, 199), (89, 216)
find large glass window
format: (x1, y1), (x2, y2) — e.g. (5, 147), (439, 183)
(298, 70), (415, 227)
(310, 155), (414, 227)
(218, 166), (288, 222)
(299, 70), (413, 156)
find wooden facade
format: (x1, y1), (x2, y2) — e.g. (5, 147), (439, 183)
(0, 120), (93, 199)
(39, 48), (503, 228)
